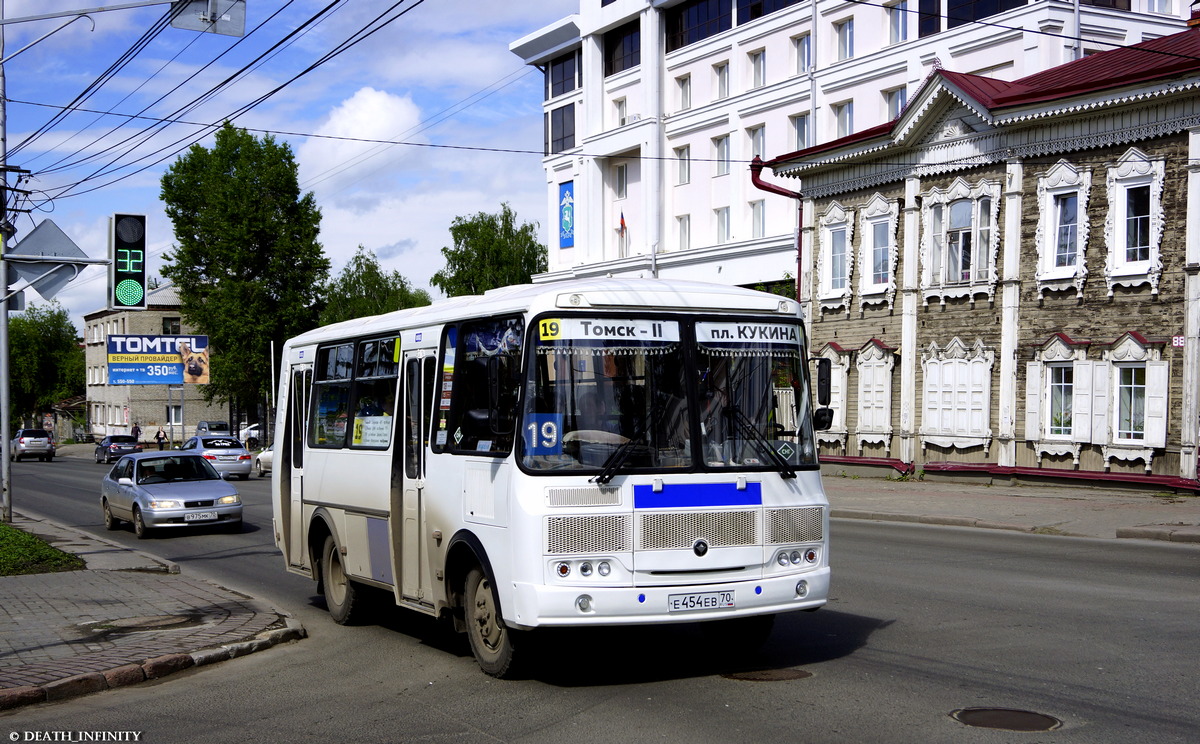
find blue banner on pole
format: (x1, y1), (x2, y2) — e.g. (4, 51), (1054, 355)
(559, 181), (574, 248)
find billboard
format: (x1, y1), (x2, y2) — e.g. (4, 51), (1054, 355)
(106, 335), (210, 385)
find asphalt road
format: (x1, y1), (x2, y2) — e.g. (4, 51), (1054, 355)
(4, 458), (1199, 743)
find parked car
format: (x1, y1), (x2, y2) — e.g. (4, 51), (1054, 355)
(100, 451), (242, 538)
(195, 421), (231, 435)
(10, 429), (55, 462)
(95, 435), (142, 464)
(254, 445), (273, 478)
(180, 436), (252, 480)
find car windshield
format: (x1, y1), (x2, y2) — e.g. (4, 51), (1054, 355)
(201, 438), (241, 449)
(520, 316), (818, 475)
(135, 456), (220, 484)
(109, 436), (137, 444)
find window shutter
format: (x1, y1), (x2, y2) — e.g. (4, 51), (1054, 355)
(1072, 360), (1092, 444)
(1025, 361), (1042, 441)
(1144, 360), (1169, 449)
(1091, 362), (1111, 445)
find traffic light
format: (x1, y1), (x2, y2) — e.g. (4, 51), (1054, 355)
(110, 214), (147, 310)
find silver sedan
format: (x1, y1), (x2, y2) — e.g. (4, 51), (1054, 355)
(179, 435), (253, 480)
(100, 452), (242, 539)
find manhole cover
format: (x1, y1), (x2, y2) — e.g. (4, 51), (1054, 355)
(950, 708), (1062, 732)
(722, 668), (813, 682)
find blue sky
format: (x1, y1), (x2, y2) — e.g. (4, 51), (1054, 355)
(3, 0), (565, 330)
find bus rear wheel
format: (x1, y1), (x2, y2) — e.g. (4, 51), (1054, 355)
(465, 567), (521, 678)
(321, 535), (362, 624)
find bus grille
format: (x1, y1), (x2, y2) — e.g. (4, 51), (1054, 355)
(766, 507), (824, 543)
(546, 486), (621, 507)
(638, 510), (757, 550)
(546, 514), (630, 554)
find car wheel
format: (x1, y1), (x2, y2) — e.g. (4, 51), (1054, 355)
(133, 507), (150, 539)
(102, 500), (120, 531)
(465, 566), (524, 678)
(255, 462), (264, 477)
(321, 535), (364, 625)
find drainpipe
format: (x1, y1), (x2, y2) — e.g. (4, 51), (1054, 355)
(750, 156), (803, 299)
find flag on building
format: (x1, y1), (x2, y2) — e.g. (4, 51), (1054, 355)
(619, 211), (627, 237)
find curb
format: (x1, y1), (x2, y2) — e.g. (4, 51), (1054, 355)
(0, 616), (306, 711)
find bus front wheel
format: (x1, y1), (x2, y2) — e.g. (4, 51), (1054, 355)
(465, 567), (521, 678)
(322, 535), (362, 625)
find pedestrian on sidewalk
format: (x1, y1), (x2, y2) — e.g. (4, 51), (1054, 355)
(155, 427), (167, 450)
(131, 423), (141, 442)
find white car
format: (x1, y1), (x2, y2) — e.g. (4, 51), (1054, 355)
(254, 445), (273, 478)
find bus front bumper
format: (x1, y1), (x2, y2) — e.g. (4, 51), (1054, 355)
(506, 567), (829, 629)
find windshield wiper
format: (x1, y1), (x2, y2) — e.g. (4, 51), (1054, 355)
(590, 396), (664, 485)
(729, 406), (797, 479)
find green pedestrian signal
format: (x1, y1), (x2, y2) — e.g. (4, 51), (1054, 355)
(110, 214), (147, 310)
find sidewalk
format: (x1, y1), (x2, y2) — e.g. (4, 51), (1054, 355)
(0, 512), (305, 711)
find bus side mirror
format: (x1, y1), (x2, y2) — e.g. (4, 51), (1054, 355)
(815, 358), (831, 407)
(813, 407), (834, 431)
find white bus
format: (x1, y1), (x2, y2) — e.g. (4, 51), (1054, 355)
(271, 278), (833, 676)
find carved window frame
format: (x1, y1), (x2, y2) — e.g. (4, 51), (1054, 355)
(919, 337), (994, 452)
(816, 202), (854, 313)
(1103, 148), (1165, 297)
(920, 178), (1001, 306)
(857, 194), (898, 311)
(1035, 160), (1092, 299)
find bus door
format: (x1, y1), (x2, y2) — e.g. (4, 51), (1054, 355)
(288, 365), (312, 568)
(400, 352), (433, 602)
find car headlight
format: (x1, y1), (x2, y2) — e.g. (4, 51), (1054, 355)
(217, 495), (241, 505)
(147, 499), (181, 509)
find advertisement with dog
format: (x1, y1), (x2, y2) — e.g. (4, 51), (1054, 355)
(106, 335), (210, 385)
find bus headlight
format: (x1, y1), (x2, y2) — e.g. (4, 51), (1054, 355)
(777, 552), (790, 567)
(579, 562), (593, 577)
(597, 561), (611, 576)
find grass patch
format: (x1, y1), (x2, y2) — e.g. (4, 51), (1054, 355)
(0, 523), (86, 576)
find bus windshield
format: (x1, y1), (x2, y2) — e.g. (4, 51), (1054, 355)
(520, 316), (817, 475)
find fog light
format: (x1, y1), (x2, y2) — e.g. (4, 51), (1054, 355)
(598, 561), (611, 576)
(777, 552), (790, 567)
(580, 562), (593, 577)
(555, 562), (571, 578)
(790, 550), (802, 565)
(576, 595), (593, 612)
(796, 580), (809, 598)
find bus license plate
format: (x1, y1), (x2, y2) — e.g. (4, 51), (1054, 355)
(185, 511), (217, 522)
(667, 591), (734, 613)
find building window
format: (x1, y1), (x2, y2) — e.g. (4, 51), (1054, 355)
(856, 340), (895, 454)
(614, 163), (627, 200)
(162, 316), (181, 335)
(1116, 365), (1146, 442)
(921, 337), (994, 448)
(947, 0), (1029, 29)
(918, 0), (940, 36)
(677, 75), (692, 111)
(887, 1), (909, 44)
(885, 86), (907, 119)
(858, 195), (898, 309)
(604, 20), (640, 76)
(1035, 160), (1091, 299)
(1147, 0), (1172, 13)
(713, 135), (730, 176)
(714, 62), (729, 100)
(750, 200), (765, 238)
(677, 214), (691, 251)
(547, 51), (578, 99)
(922, 178), (1000, 300)
(547, 104), (575, 154)
(1047, 364), (1074, 438)
(737, 0), (804, 24)
(835, 18), (854, 61)
(666, 0), (733, 53)
(817, 203), (853, 310)
(749, 49), (766, 88)
(614, 98), (627, 127)
(791, 113), (809, 150)
(715, 207), (730, 244)
(676, 145), (691, 185)
(1103, 147), (1164, 296)
(747, 125), (765, 158)
(167, 404), (182, 426)
(834, 100), (853, 138)
(793, 34), (811, 73)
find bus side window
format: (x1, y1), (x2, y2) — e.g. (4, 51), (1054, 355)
(311, 344), (354, 448)
(440, 316), (523, 455)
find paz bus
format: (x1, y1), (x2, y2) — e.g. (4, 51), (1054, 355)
(271, 277), (833, 676)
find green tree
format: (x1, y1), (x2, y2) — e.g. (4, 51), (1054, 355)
(318, 246), (431, 326)
(430, 203), (546, 297)
(8, 302), (83, 426)
(160, 122), (329, 412)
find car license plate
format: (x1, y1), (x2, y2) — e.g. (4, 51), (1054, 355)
(185, 511), (218, 522)
(667, 591), (734, 613)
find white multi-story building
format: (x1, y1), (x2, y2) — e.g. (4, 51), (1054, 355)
(511, 0), (1188, 291)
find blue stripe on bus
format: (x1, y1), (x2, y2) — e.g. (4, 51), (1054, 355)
(633, 482), (762, 509)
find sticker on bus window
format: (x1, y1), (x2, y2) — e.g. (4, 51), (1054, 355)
(539, 319), (562, 341)
(523, 414), (563, 456)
